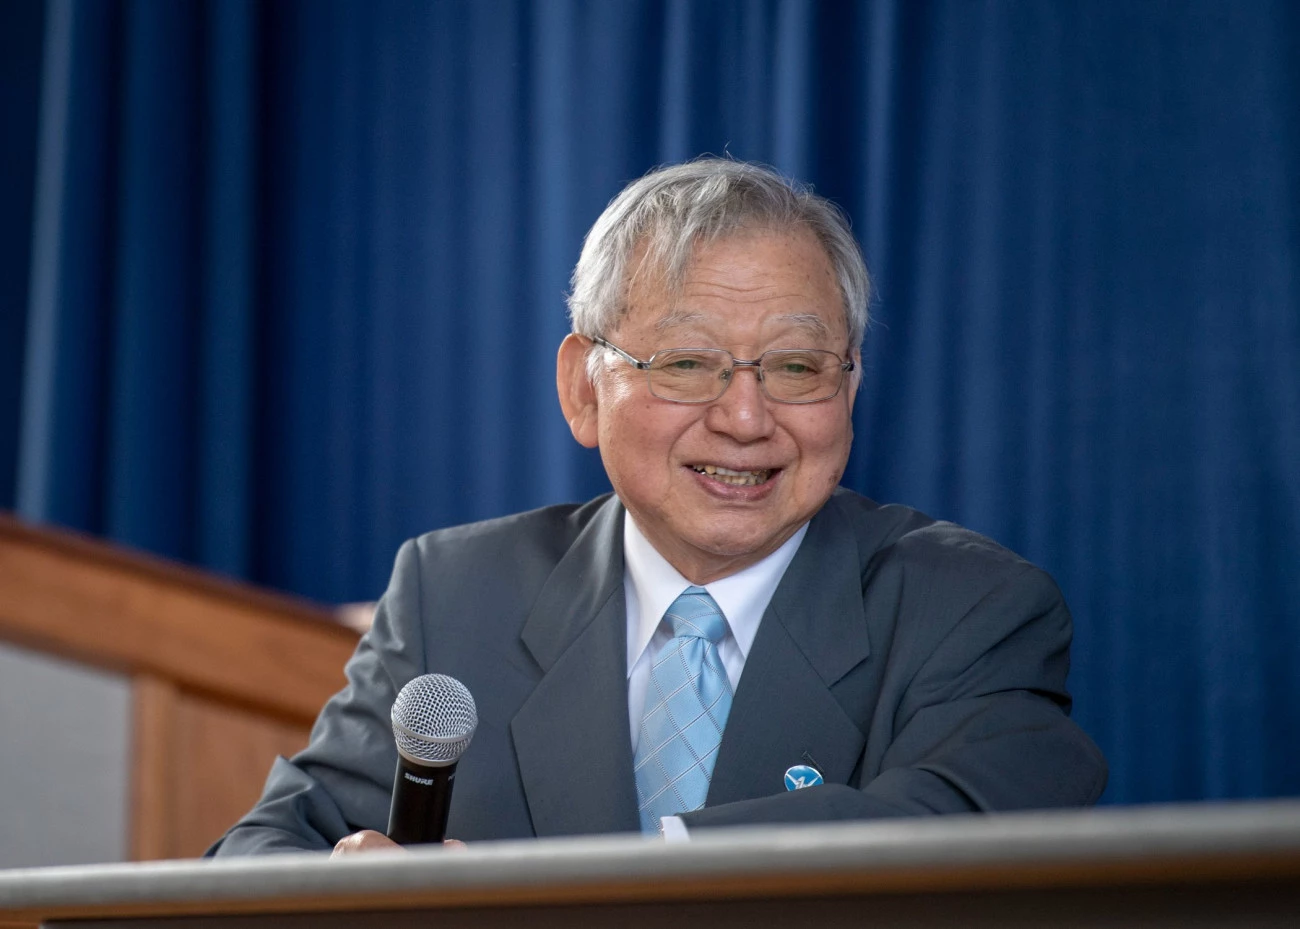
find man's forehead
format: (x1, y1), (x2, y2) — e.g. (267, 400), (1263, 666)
(618, 227), (849, 343)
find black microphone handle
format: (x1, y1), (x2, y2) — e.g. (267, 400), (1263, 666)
(387, 754), (458, 845)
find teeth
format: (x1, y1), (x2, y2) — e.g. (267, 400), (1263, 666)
(692, 465), (772, 486)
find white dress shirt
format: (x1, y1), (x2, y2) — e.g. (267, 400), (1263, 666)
(622, 513), (808, 838)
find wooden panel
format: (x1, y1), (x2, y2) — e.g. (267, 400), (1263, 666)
(131, 675), (178, 861)
(0, 515), (358, 862)
(128, 678), (314, 860)
(0, 515), (358, 722)
(171, 693), (311, 858)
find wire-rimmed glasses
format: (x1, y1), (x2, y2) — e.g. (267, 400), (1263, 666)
(593, 337), (854, 404)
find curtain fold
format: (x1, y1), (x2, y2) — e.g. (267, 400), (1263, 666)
(5, 0), (1298, 805)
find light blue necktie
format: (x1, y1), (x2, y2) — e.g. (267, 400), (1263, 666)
(633, 586), (734, 834)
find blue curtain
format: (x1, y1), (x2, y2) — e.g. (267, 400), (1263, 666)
(0, 1), (44, 506)
(3, 0), (1297, 806)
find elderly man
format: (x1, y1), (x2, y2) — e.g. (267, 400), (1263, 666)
(211, 159), (1106, 855)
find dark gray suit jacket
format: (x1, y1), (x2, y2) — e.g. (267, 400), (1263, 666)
(210, 490), (1106, 853)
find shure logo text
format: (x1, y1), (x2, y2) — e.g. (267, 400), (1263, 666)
(404, 772), (434, 786)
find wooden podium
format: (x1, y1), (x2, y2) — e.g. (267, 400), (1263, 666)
(0, 514), (361, 861)
(1, 801), (1299, 928)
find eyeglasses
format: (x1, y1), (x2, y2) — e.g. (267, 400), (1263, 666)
(593, 337), (855, 404)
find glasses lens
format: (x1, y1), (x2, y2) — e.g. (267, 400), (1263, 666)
(648, 349), (731, 401)
(761, 350), (843, 402)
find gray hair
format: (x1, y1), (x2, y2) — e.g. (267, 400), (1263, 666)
(567, 159), (870, 366)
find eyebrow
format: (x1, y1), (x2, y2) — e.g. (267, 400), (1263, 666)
(653, 311), (833, 339)
(775, 314), (833, 339)
(653, 310), (706, 331)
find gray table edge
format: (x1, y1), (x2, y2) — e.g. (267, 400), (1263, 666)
(2, 799), (1300, 918)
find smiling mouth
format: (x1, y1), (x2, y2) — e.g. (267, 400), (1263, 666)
(691, 464), (775, 487)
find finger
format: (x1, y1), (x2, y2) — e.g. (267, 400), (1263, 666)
(331, 830), (401, 858)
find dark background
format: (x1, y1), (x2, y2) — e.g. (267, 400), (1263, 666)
(1, 0), (1296, 808)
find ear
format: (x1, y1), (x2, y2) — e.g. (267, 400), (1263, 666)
(556, 334), (600, 448)
(846, 348), (863, 414)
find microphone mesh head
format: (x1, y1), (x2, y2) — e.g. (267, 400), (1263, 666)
(391, 674), (478, 767)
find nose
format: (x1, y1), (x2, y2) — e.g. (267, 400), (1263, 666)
(705, 364), (776, 442)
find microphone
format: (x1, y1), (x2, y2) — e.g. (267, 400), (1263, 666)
(386, 673), (478, 845)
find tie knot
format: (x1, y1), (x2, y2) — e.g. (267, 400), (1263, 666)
(665, 587), (728, 644)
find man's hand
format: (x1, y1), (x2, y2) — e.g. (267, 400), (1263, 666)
(330, 830), (465, 857)
(331, 830), (400, 857)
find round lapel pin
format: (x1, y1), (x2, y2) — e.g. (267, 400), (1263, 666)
(783, 764), (824, 791)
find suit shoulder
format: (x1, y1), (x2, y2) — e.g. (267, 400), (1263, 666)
(411, 495), (610, 565)
(828, 488), (1060, 606)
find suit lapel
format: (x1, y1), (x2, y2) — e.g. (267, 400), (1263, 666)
(708, 497), (872, 806)
(510, 497), (641, 836)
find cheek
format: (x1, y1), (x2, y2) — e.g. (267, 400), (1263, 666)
(605, 377), (639, 404)
(795, 415), (854, 484)
(595, 377), (645, 442)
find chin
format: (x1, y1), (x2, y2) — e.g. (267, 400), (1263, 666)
(684, 521), (787, 560)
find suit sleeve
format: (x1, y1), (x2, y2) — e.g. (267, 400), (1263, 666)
(681, 565), (1108, 830)
(206, 540), (426, 855)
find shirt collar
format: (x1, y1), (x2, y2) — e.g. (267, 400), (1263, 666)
(623, 512), (809, 675)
